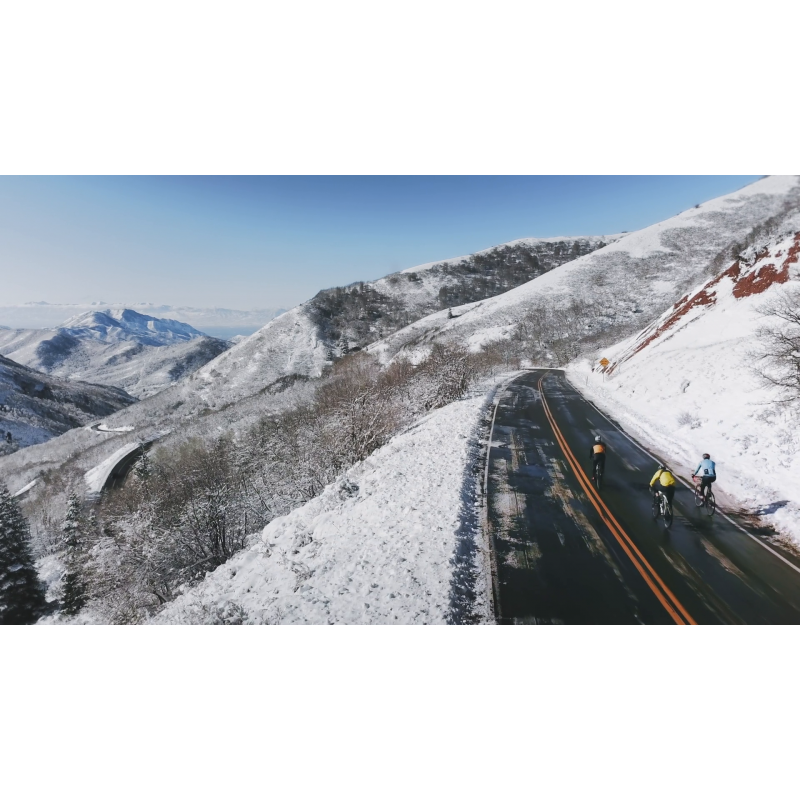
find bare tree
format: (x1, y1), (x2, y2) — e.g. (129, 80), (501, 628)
(753, 285), (800, 407)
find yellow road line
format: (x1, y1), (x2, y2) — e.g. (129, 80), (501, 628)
(538, 374), (698, 626)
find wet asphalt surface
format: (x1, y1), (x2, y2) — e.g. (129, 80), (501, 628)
(485, 370), (800, 624)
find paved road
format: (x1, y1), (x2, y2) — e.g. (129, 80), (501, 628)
(485, 369), (800, 624)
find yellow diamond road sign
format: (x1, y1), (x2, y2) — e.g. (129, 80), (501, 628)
(599, 357), (610, 367)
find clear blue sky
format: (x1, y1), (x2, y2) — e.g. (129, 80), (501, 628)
(0, 176), (761, 309)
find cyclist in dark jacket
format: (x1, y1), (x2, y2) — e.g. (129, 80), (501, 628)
(589, 436), (606, 482)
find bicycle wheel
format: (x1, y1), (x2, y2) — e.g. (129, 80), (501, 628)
(596, 465), (603, 491)
(664, 501), (673, 528)
(705, 491), (716, 516)
(694, 485), (704, 507)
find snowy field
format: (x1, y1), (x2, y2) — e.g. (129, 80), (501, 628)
(154, 386), (499, 625)
(568, 231), (800, 549)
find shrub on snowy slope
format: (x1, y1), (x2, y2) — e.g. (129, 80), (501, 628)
(753, 282), (800, 407)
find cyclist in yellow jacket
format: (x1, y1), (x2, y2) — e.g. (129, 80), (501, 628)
(650, 464), (677, 508)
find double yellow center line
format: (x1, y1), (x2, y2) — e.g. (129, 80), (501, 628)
(538, 374), (697, 626)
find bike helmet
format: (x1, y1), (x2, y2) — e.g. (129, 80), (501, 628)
(702, 453), (710, 459)
(595, 435), (602, 442)
(657, 463), (666, 471)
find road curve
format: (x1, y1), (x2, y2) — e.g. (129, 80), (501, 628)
(485, 369), (800, 624)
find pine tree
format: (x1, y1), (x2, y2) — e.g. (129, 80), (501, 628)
(60, 492), (86, 616)
(133, 448), (152, 483)
(0, 481), (47, 624)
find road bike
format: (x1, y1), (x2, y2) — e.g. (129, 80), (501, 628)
(693, 475), (716, 516)
(652, 488), (673, 528)
(592, 460), (604, 490)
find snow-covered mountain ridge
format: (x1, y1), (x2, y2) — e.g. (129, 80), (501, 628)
(59, 309), (204, 344)
(367, 176), (800, 366)
(0, 303), (285, 339)
(0, 309), (230, 400)
(189, 234), (622, 402)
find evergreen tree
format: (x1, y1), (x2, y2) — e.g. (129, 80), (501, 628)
(0, 481), (47, 624)
(60, 492), (86, 616)
(133, 448), (152, 483)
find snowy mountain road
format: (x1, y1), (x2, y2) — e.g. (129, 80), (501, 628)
(485, 370), (800, 624)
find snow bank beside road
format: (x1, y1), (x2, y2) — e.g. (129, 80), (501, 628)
(155, 392), (493, 625)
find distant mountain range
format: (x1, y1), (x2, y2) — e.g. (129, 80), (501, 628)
(0, 303), (286, 340)
(0, 308), (231, 399)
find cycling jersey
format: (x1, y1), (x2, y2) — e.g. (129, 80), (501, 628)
(694, 458), (716, 478)
(650, 468), (676, 487)
(592, 443), (606, 456)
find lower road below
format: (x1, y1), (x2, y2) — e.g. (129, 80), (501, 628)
(485, 370), (800, 624)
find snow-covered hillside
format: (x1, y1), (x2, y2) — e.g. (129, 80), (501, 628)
(0, 353), (135, 449)
(369, 176), (800, 364)
(569, 230), (800, 545)
(153, 389), (493, 624)
(0, 309), (230, 399)
(189, 235), (620, 402)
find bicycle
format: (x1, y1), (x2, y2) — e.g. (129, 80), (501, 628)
(592, 460), (604, 490)
(693, 475), (716, 516)
(651, 488), (673, 528)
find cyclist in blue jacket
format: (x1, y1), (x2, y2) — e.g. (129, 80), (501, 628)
(693, 453), (716, 499)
